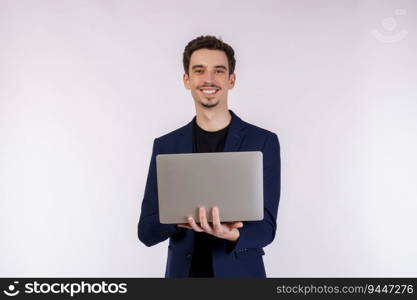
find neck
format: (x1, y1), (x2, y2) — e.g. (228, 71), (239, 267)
(195, 107), (232, 132)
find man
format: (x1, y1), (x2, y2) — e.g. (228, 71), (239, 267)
(138, 35), (281, 278)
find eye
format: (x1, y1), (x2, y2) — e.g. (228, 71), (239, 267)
(216, 69), (225, 74)
(194, 69), (203, 74)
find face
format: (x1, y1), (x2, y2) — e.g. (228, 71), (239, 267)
(183, 49), (235, 109)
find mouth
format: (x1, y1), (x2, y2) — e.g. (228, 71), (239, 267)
(199, 88), (220, 97)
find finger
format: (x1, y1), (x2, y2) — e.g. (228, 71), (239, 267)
(199, 207), (212, 233)
(212, 206), (222, 234)
(231, 222), (243, 228)
(188, 216), (204, 232)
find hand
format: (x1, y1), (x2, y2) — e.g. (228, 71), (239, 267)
(177, 206), (243, 242)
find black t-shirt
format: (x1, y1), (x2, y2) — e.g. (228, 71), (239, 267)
(189, 116), (231, 277)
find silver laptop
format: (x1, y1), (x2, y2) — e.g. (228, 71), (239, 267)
(156, 151), (263, 224)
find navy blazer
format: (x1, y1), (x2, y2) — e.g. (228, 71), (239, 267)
(138, 110), (281, 278)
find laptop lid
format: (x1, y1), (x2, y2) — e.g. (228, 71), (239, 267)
(156, 151), (263, 224)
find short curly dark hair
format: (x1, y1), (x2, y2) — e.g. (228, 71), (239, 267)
(183, 35), (236, 75)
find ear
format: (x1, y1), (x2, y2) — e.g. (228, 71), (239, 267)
(183, 73), (191, 90)
(228, 73), (236, 89)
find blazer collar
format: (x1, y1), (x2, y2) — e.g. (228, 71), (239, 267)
(177, 109), (246, 153)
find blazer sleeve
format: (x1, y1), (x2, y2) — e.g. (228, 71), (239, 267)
(137, 138), (183, 247)
(225, 132), (281, 253)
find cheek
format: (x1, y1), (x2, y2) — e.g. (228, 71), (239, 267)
(190, 89), (200, 98)
(189, 80), (200, 90)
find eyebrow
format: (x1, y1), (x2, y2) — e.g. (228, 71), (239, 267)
(191, 65), (228, 71)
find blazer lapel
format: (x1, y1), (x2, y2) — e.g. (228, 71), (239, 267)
(176, 118), (194, 154)
(223, 109), (246, 152)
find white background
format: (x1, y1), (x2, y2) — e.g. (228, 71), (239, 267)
(1, 0), (416, 277)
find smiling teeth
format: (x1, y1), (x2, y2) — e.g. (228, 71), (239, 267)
(202, 90), (216, 94)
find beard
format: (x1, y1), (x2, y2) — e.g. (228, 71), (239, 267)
(199, 97), (219, 108)
(201, 102), (218, 108)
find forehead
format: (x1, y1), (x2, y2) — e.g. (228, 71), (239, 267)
(189, 49), (228, 68)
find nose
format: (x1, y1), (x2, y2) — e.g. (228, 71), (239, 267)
(202, 70), (215, 85)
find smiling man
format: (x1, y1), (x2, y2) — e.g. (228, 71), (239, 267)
(137, 35), (281, 278)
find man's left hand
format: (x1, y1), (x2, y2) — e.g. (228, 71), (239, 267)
(177, 206), (243, 242)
